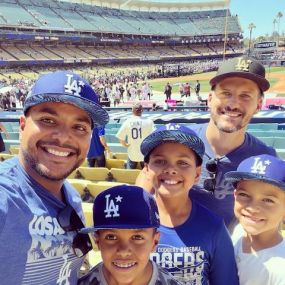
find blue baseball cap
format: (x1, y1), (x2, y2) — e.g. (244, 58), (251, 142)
(140, 123), (205, 166)
(79, 185), (160, 234)
(225, 154), (285, 191)
(24, 71), (109, 127)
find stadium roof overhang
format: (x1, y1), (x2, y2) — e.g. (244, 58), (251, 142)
(62, 0), (229, 11)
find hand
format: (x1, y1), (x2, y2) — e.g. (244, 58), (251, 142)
(135, 166), (155, 194)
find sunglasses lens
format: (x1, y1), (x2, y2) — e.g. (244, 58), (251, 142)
(73, 233), (93, 257)
(204, 178), (216, 193)
(206, 159), (217, 173)
(58, 206), (85, 232)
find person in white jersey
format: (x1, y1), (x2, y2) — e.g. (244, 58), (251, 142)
(116, 102), (155, 169)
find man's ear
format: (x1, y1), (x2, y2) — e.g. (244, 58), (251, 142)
(19, 115), (26, 131)
(254, 97), (263, 114)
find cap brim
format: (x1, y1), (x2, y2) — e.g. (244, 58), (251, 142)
(210, 72), (270, 92)
(141, 130), (204, 165)
(79, 224), (159, 234)
(24, 94), (109, 127)
(225, 171), (285, 190)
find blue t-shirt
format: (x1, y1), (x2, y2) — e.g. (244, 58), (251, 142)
(151, 200), (238, 285)
(0, 157), (84, 285)
(189, 123), (277, 228)
(87, 127), (105, 158)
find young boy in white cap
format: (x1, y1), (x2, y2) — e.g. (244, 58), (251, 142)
(140, 123), (238, 285)
(78, 185), (181, 285)
(225, 154), (285, 285)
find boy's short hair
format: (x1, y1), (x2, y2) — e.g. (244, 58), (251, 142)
(225, 154), (285, 190)
(141, 123), (205, 166)
(80, 185), (160, 234)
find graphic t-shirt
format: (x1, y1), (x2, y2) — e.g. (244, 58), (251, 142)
(151, 200), (239, 285)
(0, 157), (84, 285)
(116, 115), (154, 161)
(79, 261), (182, 285)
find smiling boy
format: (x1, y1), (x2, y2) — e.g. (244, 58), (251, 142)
(225, 154), (285, 284)
(79, 185), (181, 285)
(140, 124), (238, 285)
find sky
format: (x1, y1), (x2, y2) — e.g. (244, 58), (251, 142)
(230, 0), (284, 39)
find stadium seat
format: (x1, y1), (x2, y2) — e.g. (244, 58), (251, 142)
(110, 168), (141, 184)
(76, 167), (111, 182)
(111, 152), (128, 160)
(9, 145), (20, 155)
(86, 181), (123, 199)
(0, 153), (14, 161)
(67, 179), (91, 196)
(106, 158), (126, 169)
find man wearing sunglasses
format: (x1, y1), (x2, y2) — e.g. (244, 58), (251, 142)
(189, 56), (277, 231)
(0, 71), (109, 284)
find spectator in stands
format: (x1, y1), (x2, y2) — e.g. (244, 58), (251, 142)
(137, 56), (277, 232)
(0, 71), (109, 284)
(78, 185), (180, 285)
(116, 102), (154, 169)
(87, 126), (109, 167)
(140, 124), (238, 284)
(0, 122), (9, 152)
(164, 82), (172, 100)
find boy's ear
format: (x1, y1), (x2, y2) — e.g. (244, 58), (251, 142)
(151, 231), (160, 252)
(94, 232), (100, 250)
(194, 166), (202, 184)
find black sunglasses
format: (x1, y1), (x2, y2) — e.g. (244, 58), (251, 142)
(57, 205), (92, 257)
(203, 158), (218, 193)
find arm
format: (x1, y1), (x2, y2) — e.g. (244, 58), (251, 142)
(99, 136), (110, 152)
(118, 138), (129, 148)
(135, 166), (155, 194)
(0, 123), (9, 139)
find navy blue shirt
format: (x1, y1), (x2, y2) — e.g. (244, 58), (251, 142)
(87, 127), (105, 158)
(189, 123), (277, 228)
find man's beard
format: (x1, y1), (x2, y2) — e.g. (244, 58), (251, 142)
(22, 149), (82, 181)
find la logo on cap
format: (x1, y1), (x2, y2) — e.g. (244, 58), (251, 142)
(250, 157), (271, 175)
(235, 58), (253, 72)
(104, 194), (123, 218)
(64, 74), (85, 96)
(165, 123), (181, 130)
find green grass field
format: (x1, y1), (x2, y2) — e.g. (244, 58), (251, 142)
(149, 66), (285, 95)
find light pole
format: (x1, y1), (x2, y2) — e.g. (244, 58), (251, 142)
(248, 23), (256, 57)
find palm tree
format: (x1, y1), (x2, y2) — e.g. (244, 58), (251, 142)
(248, 23), (256, 56)
(273, 18), (277, 37)
(276, 12), (283, 46)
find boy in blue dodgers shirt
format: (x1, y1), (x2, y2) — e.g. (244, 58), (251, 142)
(225, 154), (285, 285)
(0, 71), (109, 284)
(78, 185), (182, 285)
(140, 123), (238, 285)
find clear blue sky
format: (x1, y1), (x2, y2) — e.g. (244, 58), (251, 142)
(230, 0), (284, 38)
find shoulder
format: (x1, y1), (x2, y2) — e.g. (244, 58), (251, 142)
(78, 262), (103, 285)
(154, 263), (182, 285)
(244, 133), (276, 155)
(191, 200), (227, 234)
